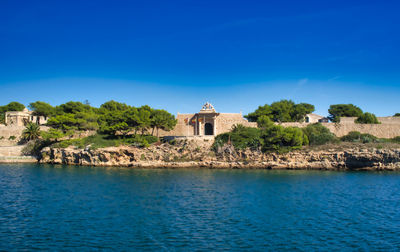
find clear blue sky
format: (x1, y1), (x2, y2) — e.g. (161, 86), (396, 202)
(0, 0), (399, 116)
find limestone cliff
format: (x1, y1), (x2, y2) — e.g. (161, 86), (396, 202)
(39, 139), (400, 170)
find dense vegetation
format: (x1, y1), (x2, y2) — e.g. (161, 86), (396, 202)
(19, 100), (177, 152)
(31, 100), (178, 138)
(213, 123), (309, 153)
(340, 131), (378, 143)
(213, 122), (400, 153)
(245, 100), (315, 123)
(2, 99), (399, 156)
(355, 112), (380, 124)
(328, 104), (363, 122)
(302, 123), (339, 145)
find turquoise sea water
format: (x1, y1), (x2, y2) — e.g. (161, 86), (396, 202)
(1, 164), (400, 250)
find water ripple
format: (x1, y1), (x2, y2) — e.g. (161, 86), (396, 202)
(1, 164), (400, 250)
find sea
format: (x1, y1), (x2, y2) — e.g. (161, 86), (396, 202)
(1, 164), (399, 250)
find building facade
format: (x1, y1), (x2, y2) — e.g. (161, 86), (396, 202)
(159, 103), (257, 137)
(4, 108), (48, 126)
(305, 113), (329, 123)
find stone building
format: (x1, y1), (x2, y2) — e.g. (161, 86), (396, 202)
(305, 113), (329, 123)
(159, 102), (257, 137)
(4, 108), (48, 126)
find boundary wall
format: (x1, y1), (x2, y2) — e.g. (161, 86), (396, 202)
(281, 117), (400, 138)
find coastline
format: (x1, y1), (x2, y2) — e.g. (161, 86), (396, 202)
(37, 142), (400, 171)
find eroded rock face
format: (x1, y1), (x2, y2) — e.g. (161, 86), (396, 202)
(39, 140), (400, 170)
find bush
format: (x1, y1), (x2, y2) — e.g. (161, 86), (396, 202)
(8, 136), (16, 140)
(355, 112), (380, 124)
(262, 126), (308, 153)
(341, 131), (378, 143)
(21, 140), (51, 157)
(391, 136), (400, 143)
(213, 124), (308, 153)
(213, 125), (263, 151)
(328, 104), (363, 122)
(302, 123), (338, 145)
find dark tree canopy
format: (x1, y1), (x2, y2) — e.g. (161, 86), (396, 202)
(213, 123), (308, 153)
(97, 101), (176, 137)
(328, 104), (363, 122)
(55, 101), (93, 115)
(0, 101), (25, 124)
(355, 112), (380, 124)
(29, 101), (55, 117)
(245, 100), (315, 123)
(394, 113), (400, 117)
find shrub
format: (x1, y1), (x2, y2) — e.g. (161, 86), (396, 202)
(328, 104), (363, 122)
(341, 131), (378, 143)
(391, 136), (400, 143)
(261, 126), (308, 153)
(213, 125), (263, 151)
(302, 123), (338, 145)
(355, 112), (380, 124)
(143, 135), (158, 144)
(21, 140), (51, 157)
(8, 136), (16, 140)
(213, 124), (308, 153)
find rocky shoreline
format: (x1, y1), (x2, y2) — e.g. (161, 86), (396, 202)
(38, 140), (400, 171)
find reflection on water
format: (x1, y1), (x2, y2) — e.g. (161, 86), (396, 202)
(1, 164), (400, 250)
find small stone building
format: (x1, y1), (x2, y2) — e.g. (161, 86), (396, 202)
(159, 103), (257, 137)
(305, 113), (329, 123)
(5, 108), (48, 126)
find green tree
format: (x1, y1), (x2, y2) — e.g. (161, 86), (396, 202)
(46, 100), (99, 132)
(0, 102), (25, 124)
(29, 101), (55, 117)
(136, 106), (152, 135)
(245, 100), (314, 123)
(55, 101), (93, 115)
(328, 104), (363, 122)
(41, 128), (65, 142)
(150, 109), (177, 137)
(394, 113), (400, 117)
(98, 105), (138, 137)
(355, 112), (380, 124)
(4, 102), (25, 112)
(261, 125), (308, 153)
(257, 115), (274, 129)
(47, 113), (79, 131)
(302, 123), (338, 145)
(99, 100), (130, 113)
(22, 123), (41, 141)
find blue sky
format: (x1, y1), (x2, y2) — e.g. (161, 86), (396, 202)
(0, 0), (399, 116)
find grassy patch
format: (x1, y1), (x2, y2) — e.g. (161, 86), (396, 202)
(54, 134), (159, 149)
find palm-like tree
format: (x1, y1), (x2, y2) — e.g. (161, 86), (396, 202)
(22, 123), (41, 141)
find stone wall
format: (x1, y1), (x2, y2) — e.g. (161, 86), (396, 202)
(0, 125), (50, 146)
(215, 113), (257, 134)
(0, 145), (25, 156)
(0, 126), (26, 145)
(280, 117), (400, 138)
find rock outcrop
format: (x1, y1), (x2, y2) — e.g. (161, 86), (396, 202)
(39, 139), (400, 170)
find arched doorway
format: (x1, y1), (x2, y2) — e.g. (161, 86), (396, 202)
(204, 123), (214, 135)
